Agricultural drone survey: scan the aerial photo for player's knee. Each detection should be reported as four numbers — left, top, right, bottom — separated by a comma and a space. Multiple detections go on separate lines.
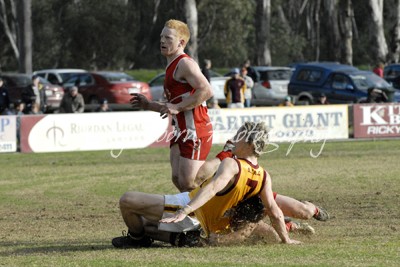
119, 191, 138, 210
178, 179, 196, 192
301, 201, 317, 219
172, 176, 183, 191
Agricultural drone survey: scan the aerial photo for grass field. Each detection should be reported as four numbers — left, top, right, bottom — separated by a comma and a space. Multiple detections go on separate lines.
1, 140, 399, 266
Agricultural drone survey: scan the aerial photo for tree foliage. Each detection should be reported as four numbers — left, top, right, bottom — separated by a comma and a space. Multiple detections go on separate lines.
0, 0, 399, 72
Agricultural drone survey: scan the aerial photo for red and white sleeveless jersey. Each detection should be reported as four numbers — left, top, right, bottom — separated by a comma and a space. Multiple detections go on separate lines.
164, 54, 213, 139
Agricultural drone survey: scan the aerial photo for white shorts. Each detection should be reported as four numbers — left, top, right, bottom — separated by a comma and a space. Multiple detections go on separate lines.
158, 192, 200, 233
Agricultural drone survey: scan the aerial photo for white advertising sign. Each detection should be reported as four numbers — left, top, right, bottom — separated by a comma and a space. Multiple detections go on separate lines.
209, 105, 349, 143
25, 112, 169, 153
0, 116, 17, 153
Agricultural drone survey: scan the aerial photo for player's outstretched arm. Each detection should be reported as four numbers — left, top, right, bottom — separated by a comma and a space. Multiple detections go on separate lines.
160, 158, 238, 224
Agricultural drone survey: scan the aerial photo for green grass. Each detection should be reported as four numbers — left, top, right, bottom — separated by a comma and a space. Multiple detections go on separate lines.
1, 140, 400, 266
127, 69, 164, 83
127, 67, 230, 82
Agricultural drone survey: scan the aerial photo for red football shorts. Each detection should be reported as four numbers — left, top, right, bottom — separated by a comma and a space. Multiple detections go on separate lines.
170, 135, 212, 161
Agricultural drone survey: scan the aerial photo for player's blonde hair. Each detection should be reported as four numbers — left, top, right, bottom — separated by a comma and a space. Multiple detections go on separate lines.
237, 121, 270, 157
165, 19, 190, 46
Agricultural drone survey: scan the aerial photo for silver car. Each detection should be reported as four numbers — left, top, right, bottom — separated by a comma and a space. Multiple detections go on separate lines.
224, 66, 292, 106
250, 66, 293, 106
33, 69, 87, 85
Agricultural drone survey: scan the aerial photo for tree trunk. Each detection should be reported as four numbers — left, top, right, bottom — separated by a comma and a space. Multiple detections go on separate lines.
308, 0, 321, 61
339, 0, 353, 65
389, 0, 400, 63
0, 0, 19, 62
323, 0, 341, 61
16, 0, 32, 73
368, 0, 388, 63
184, 0, 198, 62
255, 0, 271, 66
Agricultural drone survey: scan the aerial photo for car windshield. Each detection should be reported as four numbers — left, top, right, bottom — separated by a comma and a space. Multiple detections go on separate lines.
101, 73, 135, 82
260, 69, 292, 81
60, 73, 84, 82
350, 73, 391, 91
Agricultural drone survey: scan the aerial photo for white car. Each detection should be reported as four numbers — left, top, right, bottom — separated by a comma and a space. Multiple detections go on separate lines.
225, 66, 293, 106
148, 72, 229, 106
250, 66, 293, 106
33, 69, 87, 85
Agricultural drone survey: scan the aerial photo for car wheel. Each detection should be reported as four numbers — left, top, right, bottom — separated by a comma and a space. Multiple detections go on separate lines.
297, 97, 312, 105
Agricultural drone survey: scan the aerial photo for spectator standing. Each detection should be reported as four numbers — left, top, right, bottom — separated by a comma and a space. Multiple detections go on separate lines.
59, 86, 85, 113
96, 98, 112, 112
243, 59, 259, 83
279, 96, 294, 107
21, 75, 47, 113
373, 62, 384, 77
0, 77, 11, 115
240, 67, 254, 107
29, 103, 43, 115
207, 98, 221, 109
224, 68, 246, 108
202, 59, 219, 108
201, 59, 212, 82
14, 100, 24, 151
315, 93, 330, 105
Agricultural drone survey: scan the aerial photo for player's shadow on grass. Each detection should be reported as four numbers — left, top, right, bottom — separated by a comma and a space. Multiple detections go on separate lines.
0, 240, 110, 256
0, 240, 173, 256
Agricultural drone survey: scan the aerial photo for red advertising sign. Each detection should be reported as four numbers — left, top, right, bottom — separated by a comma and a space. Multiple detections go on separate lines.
353, 103, 400, 138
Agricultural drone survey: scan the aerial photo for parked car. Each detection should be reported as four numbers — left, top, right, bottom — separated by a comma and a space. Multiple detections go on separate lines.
148, 73, 166, 102
33, 69, 87, 85
383, 64, 400, 80
0, 72, 64, 112
288, 62, 396, 104
62, 71, 152, 110
224, 66, 292, 106
148, 71, 229, 105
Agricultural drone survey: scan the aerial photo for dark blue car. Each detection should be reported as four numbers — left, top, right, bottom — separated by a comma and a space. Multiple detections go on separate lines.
288, 62, 396, 104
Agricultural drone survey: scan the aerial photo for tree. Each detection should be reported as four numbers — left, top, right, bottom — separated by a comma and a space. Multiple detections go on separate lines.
255, 0, 271, 65
322, 0, 341, 62
368, 0, 388, 64
304, 0, 321, 61
339, 0, 354, 65
16, 0, 32, 73
184, 0, 199, 62
0, 0, 18, 70
388, 0, 400, 63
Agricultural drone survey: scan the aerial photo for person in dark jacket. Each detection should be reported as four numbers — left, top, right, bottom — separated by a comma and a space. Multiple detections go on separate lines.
0, 77, 11, 115
59, 86, 85, 113
21, 75, 47, 113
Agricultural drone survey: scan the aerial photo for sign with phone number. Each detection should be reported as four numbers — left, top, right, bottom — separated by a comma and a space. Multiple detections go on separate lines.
0, 116, 17, 153
208, 105, 349, 143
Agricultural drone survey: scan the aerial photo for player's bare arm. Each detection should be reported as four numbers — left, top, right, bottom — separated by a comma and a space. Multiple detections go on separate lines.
130, 93, 166, 114
260, 173, 301, 245
193, 157, 220, 187
165, 58, 213, 114
160, 158, 238, 223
